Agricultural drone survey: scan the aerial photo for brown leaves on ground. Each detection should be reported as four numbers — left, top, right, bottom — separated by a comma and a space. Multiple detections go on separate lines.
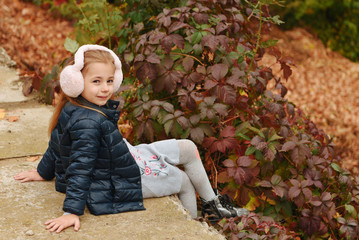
0, 0, 73, 90
6, 116, 19, 122
26, 156, 40, 162
0, 109, 20, 122
260, 27, 359, 173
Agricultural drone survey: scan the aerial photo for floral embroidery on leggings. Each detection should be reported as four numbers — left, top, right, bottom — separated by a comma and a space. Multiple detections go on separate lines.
131, 151, 168, 177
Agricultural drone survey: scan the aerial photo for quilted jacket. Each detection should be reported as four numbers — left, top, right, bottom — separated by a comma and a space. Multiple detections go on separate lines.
37, 97, 145, 216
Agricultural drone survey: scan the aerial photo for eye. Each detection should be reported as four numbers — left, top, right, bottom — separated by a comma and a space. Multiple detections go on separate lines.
107, 79, 114, 83
92, 79, 100, 83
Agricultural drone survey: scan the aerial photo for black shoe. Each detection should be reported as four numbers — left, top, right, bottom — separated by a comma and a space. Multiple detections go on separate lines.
201, 192, 249, 225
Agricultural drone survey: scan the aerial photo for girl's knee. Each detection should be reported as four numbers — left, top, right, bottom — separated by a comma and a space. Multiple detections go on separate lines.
177, 139, 200, 161
178, 139, 197, 152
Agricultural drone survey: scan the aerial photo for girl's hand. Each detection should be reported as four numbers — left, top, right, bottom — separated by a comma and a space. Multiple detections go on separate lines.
14, 169, 45, 183
45, 214, 80, 233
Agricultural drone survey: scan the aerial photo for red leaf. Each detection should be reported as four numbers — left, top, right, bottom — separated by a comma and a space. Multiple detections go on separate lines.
258, 180, 272, 188
146, 53, 161, 64
216, 22, 228, 34
281, 141, 296, 151
237, 156, 252, 167
321, 192, 331, 202
169, 21, 189, 34
234, 168, 245, 185
188, 72, 202, 83
170, 34, 185, 49
190, 127, 204, 143
202, 137, 216, 149
302, 188, 312, 200
218, 85, 236, 105
215, 138, 239, 153
183, 57, 194, 72
201, 34, 217, 52
149, 31, 166, 44
211, 64, 228, 81
273, 186, 285, 198
220, 126, 235, 138
288, 186, 300, 198
204, 79, 218, 90
223, 159, 236, 168
280, 61, 292, 80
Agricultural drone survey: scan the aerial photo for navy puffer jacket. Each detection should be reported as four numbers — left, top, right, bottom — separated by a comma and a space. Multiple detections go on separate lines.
37, 97, 145, 216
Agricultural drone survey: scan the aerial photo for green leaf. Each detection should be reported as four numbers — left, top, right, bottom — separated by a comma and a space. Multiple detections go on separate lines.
271, 175, 282, 185
345, 204, 355, 214
281, 201, 293, 217
248, 126, 265, 138
268, 133, 282, 142
236, 132, 251, 141
255, 150, 264, 161
263, 205, 276, 217
64, 38, 79, 53
261, 39, 278, 48
271, 15, 284, 25
237, 45, 245, 53
245, 146, 256, 156
331, 163, 342, 173
192, 31, 202, 44
164, 119, 174, 135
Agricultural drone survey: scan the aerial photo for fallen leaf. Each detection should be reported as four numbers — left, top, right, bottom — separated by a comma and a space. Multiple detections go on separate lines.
26, 156, 40, 162
6, 116, 19, 122
0, 109, 5, 119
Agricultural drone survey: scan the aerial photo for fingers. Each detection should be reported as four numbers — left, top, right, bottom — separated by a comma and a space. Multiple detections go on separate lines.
14, 173, 27, 182
74, 219, 80, 232
45, 220, 59, 232
14, 170, 43, 182
56, 225, 65, 233
44, 215, 80, 233
14, 171, 31, 182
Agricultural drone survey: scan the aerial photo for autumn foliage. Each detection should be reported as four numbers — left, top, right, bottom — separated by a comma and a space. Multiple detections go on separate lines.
38, 0, 359, 239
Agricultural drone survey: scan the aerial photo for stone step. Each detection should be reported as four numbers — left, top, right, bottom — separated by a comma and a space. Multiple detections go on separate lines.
0, 157, 224, 240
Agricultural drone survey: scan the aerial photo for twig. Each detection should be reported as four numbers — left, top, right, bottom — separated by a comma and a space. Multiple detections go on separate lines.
170, 52, 204, 66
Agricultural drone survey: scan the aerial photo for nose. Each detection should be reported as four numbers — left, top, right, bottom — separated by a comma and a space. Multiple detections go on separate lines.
101, 82, 109, 92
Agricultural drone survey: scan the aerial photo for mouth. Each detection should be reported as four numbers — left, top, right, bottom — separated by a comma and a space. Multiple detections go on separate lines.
97, 96, 109, 100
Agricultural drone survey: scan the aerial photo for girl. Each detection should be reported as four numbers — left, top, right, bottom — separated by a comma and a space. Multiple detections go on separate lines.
14, 45, 248, 233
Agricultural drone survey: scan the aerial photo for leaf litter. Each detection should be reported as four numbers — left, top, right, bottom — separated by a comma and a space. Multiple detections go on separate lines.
261, 27, 359, 173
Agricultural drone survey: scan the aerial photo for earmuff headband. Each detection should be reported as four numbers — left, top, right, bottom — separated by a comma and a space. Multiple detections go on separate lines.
59, 44, 123, 98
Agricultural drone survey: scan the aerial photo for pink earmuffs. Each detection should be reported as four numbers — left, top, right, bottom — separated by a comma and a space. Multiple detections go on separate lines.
59, 44, 123, 98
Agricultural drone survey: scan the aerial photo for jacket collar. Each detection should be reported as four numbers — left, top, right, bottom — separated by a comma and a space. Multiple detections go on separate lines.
77, 96, 120, 121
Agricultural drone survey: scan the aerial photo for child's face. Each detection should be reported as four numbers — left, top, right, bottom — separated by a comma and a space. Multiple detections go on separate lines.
81, 62, 115, 106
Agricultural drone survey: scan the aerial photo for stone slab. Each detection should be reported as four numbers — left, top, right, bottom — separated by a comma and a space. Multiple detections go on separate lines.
0, 66, 36, 103
0, 157, 224, 240
0, 105, 53, 159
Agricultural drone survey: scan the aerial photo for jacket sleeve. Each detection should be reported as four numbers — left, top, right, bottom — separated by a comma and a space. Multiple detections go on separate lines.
37, 141, 56, 180
62, 118, 101, 216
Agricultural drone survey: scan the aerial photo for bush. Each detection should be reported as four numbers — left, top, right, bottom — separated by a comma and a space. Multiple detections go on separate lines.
39, 0, 359, 238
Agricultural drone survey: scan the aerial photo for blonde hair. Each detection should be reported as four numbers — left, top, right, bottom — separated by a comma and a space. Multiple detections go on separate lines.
48, 50, 115, 136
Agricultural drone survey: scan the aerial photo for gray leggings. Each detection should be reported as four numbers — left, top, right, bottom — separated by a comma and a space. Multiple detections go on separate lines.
176, 139, 216, 218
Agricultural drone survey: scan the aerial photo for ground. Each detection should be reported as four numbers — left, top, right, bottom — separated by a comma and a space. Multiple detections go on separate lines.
1, 0, 358, 172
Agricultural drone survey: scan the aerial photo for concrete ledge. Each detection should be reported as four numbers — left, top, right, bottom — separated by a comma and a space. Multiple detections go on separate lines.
0, 106, 53, 159
0, 157, 225, 240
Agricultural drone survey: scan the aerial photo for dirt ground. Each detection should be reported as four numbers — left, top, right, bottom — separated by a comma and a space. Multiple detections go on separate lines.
1, 0, 358, 172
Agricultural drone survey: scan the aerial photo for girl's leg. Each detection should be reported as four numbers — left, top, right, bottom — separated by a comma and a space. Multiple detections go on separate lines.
177, 139, 216, 201
176, 139, 249, 223
178, 171, 197, 217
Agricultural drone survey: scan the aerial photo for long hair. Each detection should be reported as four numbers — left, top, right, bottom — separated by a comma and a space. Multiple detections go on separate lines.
48, 50, 115, 136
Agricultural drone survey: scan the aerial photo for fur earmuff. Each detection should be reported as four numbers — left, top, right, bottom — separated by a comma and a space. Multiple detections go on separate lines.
60, 44, 123, 98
